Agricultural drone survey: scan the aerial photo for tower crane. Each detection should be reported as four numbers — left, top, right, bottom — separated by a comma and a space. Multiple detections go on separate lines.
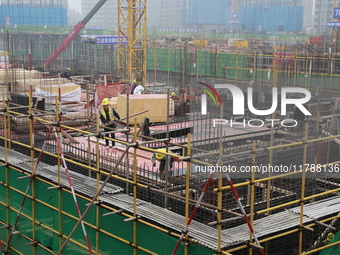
44, 0, 147, 85
230, 0, 239, 32
118, 0, 147, 84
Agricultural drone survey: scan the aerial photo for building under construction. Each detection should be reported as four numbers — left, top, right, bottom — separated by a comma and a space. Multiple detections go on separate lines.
2, 5, 340, 255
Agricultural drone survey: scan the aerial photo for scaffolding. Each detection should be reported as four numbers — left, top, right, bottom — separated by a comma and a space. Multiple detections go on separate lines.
2, 31, 340, 255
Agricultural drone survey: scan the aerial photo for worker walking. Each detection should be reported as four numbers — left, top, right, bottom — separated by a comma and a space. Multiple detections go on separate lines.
99, 98, 120, 148
151, 148, 176, 175
61, 68, 73, 82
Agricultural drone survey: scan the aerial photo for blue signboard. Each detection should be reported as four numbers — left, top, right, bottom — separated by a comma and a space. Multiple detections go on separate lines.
85, 26, 104, 30
328, 22, 340, 27
96, 36, 128, 45
334, 8, 340, 19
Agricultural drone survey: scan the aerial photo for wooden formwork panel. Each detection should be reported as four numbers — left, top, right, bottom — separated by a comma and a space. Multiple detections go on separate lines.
116, 94, 174, 124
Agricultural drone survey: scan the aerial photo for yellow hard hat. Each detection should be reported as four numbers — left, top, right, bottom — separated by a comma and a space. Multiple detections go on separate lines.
171, 92, 177, 96
326, 233, 335, 241
155, 149, 166, 160
67, 68, 71, 71
102, 98, 110, 105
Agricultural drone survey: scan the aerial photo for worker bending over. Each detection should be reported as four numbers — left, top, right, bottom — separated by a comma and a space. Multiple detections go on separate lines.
61, 68, 72, 82
151, 148, 176, 174
99, 98, 120, 148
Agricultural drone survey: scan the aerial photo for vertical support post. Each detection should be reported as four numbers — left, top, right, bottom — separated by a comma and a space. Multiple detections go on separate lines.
55, 85, 63, 249
2, 85, 8, 163
184, 133, 191, 255
293, 47, 298, 88
29, 84, 36, 255
236, 48, 239, 80
95, 114, 100, 255
125, 82, 130, 193
217, 171, 223, 254
196, 47, 198, 83
165, 89, 170, 208
298, 120, 308, 255
68, 49, 71, 73
265, 113, 275, 255
249, 140, 256, 255
154, 42, 156, 82
182, 44, 186, 87
133, 119, 138, 255
2, 84, 9, 252
168, 43, 171, 86
304, 52, 308, 89
217, 96, 224, 254
86, 82, 92, 177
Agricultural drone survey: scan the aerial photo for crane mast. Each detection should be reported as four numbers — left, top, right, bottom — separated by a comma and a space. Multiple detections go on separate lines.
230, 0, 239, 32
118, 0, 147, 84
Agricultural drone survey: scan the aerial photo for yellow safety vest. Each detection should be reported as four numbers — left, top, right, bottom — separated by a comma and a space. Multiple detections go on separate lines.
100, 107, 116, 122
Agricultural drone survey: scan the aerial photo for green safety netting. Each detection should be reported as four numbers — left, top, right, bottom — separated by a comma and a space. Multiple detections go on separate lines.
320, 231, 340, 255
0, 165, 215, 254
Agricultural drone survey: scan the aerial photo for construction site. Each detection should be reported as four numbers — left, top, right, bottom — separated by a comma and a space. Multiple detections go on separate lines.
2, 0, 340, 255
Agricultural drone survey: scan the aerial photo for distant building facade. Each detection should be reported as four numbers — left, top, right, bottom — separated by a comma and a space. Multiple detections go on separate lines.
232, 0, 305, 33
180, 0, 303, 34
238, 0, 336, 35
238, 0, 303, 6
81, 0, 117, 29
181, 0, 229, 25
81, 0, 174, 30
0, 0, 67, 26
234, 5, 304, 33
147, 0, 175, 28
311, 0, 334, 35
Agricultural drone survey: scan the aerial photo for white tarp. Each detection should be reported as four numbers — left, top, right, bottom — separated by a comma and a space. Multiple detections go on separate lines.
35, 83, 81, 104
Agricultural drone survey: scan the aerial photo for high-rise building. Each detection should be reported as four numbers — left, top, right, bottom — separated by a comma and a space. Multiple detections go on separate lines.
238, 0, 303, 6
148, 0, 175, 29
311, 0, 334, 35
237, 0, 334, 35
235, 5, 304, 33
82, 0, 117, 29
0, 0, 67, 26
81, 0, 175, 30
1, 0, 67, 7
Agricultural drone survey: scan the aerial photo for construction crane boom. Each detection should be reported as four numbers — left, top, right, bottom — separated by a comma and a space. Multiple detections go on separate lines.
44, 0, 108, 67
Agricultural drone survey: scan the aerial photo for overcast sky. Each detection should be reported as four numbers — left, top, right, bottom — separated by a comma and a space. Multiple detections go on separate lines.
68, 0, 82, 13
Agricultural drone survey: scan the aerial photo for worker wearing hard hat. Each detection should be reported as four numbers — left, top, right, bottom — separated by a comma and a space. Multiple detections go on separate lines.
326, 232, 335, 242
151, 148, 177, 174
99, 98, 121, 148
61, 68, 72, 82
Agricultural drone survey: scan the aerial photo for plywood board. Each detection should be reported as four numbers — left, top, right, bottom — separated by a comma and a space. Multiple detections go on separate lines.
35, 84, 81, 104
36, 84, 80, 94
116, 94, 174, 124
13, 78, 70, 93
0, 69, 42, 81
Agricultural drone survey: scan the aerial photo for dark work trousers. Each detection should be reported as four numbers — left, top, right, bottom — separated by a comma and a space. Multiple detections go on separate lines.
159, 157, 174, 173
104, 123, 116, 146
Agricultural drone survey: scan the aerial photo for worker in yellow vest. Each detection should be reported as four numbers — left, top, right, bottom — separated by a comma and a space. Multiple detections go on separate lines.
151, 148, 177, 174
99, 98, 120, 148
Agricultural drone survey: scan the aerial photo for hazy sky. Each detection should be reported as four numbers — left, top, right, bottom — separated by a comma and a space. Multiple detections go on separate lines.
68, 0, 82, 13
